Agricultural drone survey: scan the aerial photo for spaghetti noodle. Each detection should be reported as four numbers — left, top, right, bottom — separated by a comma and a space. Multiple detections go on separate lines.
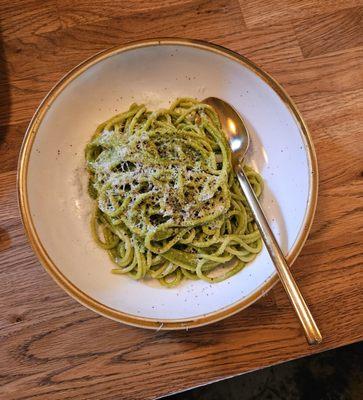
85, 98, 263, 286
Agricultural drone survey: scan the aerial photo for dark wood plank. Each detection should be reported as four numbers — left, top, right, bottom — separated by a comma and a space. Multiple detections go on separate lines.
0, 123, 26, 174
56, 0, 197, 29
0, 0, 62, 40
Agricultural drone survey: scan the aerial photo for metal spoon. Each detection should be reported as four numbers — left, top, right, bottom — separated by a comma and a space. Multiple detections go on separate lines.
203, 96, 322, 345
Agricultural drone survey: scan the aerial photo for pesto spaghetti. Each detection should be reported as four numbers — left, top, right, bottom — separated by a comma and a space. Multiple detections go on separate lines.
85, 98, 263, 286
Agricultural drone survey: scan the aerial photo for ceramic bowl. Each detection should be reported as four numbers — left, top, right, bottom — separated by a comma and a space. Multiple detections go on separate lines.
18, 39, 318, 329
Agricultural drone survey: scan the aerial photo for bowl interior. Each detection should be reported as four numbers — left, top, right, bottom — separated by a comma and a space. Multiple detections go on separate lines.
25, 43, 312, 322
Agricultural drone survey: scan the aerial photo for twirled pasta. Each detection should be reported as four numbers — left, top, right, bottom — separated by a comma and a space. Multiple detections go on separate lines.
85, 98, 263, 286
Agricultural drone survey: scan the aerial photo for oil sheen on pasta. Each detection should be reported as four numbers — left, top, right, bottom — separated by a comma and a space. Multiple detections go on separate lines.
85, 98, 263, 287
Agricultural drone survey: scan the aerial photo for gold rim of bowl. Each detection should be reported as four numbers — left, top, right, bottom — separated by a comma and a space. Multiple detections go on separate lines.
17, 38, 319, 330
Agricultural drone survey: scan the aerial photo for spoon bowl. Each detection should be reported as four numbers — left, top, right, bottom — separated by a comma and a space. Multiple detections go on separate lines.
203, 97, 250, 164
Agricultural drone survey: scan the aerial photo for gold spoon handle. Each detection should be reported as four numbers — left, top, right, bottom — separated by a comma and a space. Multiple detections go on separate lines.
236, 167, 322, 345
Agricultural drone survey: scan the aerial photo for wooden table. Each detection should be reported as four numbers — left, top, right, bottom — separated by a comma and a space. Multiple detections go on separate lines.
1, 1, 362, 399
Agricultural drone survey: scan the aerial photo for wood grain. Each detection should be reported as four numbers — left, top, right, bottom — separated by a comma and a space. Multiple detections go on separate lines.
238, 0, 363, 27
0, 1, 61, 39
0, 0, 362, 399
293, 7, 363, 58
56, 0, 198, 29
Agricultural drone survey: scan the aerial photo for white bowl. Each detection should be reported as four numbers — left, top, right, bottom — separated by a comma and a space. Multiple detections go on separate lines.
18, 39, 318, 329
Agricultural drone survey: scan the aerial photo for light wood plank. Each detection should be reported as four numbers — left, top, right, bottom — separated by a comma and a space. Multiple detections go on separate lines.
294, 7, 363, 58
239, 0, 363, 28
